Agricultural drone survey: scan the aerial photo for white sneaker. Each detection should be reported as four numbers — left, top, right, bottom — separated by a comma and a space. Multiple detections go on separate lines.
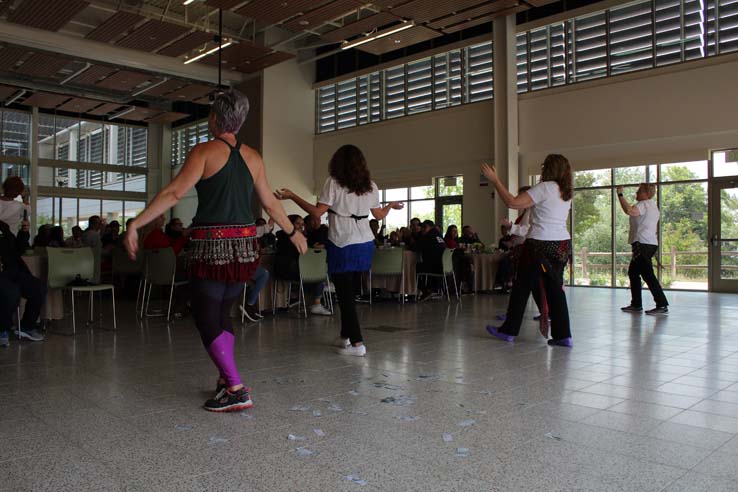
335, 344, 366, 357
310, 305, 332, 316
333, 336, 351, 348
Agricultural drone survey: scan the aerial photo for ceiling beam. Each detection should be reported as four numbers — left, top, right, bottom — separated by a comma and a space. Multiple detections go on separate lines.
0, 21, 244, 85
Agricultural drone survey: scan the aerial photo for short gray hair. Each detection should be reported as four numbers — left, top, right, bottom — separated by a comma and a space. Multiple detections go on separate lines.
211, 89, 250, 134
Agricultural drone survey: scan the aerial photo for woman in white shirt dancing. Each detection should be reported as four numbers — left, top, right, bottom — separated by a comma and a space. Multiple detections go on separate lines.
482, 154, 574, 347
276, 145, 402, 356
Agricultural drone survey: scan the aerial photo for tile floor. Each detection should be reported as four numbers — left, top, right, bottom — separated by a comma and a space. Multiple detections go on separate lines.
2, 287, 738, 491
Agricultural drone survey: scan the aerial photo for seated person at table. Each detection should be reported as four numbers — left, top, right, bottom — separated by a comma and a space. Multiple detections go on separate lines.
369, 219, 386, 245
445, 224, 473, 292
82, 215, 104, 249
274, 215, 331, 316
143, 215, 189, 255
444, 225, 459, 249
416, 219, 447, 302
388, 230, 401, 247
240, 266, 269, 322
65, 226, 84, 248
0, 220, 46, 346
304, 214, 328, 247
498, 224, 513, 252
102, 221, 121, 249
256, 217, 276, 250
0, 177, 31, 236
33, 225, 51, 248
165, 218, 186, 240
47, 226, 65, 248
458, 225, 481, 245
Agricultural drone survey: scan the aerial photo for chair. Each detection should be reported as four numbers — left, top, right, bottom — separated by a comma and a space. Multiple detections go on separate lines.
416, 248, 459, 301
47, 247, 117, 334
272, 249, 332, 317
369, 247, 405, 305
111, 246, 145, 313
141, 248, 188, 322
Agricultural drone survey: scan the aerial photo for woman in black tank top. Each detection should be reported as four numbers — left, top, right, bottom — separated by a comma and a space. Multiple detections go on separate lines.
124, 90, 307, 413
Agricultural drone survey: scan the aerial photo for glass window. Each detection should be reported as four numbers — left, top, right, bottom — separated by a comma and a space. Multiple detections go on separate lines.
448, 50, 463, 106
660, 160, 708, 181
317, 85, 337, 133
574, 169, 612, 187
384, 188, 408, 201
123, 201, 146, 227
58, 198, 77, 237
1, 110, 31, 157
36, 197, 54, 228
573, 12, 608, 81
713, 150, 738, 177
406, 58, 433, 114
78, 199, 101, 229
466, 42, 493, 101
410, 185, 434, 199
438, 176, 464, 196
609, 0, 654, 75
516, 32, 529, 93
358, 75, 369, 125
655, 0, 684, 66
1, 162, 29, 184
410, 199, 434, 222
573, 188, 613, 286
383, 205, 408, 233
102, 200, 123, 225
337, 78, 358, 129
614, 165, 647, 185
550, 22, 567, 86
171, 120, 206, 167
384, 66, 406, 119
529, 28, 549, 90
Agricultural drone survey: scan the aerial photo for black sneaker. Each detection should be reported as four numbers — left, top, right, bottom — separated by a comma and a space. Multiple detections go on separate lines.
240, 303, 262, 322
645, 306, 669, 316
621, 305, 643, 313
204, 387, 253, 413
214, 380, 226, 397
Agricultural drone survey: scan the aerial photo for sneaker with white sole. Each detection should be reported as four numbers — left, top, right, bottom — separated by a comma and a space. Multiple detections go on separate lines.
0, 331, 9, 347
645, 306, 668, 316
333, 336, 350, 348
335, 344, 366, 357
16, 328, 44, 342
240, 303, 262, 322
203, 387, 253, 413
310, 305, 332, 316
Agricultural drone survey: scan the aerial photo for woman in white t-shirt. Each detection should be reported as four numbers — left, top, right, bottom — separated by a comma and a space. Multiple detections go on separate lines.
481, 154, 574, 347
0, 176, 31, 235
276, 145, 403, 356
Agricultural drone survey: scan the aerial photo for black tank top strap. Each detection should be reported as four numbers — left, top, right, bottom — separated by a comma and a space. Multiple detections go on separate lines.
215, 137, 239, 151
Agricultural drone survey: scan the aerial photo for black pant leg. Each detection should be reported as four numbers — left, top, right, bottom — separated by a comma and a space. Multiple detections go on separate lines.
332, 272, 362, 344
628, 256, 643, 307
543, 261, 571, 340
0, 276, 22, 331
6, 270, 46, 330
502, 259, 535, 336
636, 254, 668, 307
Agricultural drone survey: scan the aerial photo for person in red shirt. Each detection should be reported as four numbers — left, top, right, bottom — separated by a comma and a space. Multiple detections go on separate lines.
143, 215, 189, 255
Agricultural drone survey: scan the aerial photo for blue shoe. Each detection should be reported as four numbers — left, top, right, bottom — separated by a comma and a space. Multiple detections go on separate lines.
547, 337, 573, 348
0, 331, 9, 347
486, 325, 515, 343
495, 314, 507, 321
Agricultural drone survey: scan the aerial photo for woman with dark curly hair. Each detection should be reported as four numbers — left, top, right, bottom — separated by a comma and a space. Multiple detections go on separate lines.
482, 154, 574, 348
276, 144, 403, 356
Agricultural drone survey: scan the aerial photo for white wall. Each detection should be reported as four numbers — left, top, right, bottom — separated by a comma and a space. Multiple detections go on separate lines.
314, 102, 497, 241
262, 59, 316, 218
313, 54, 738, 242
519, 54, 738, 174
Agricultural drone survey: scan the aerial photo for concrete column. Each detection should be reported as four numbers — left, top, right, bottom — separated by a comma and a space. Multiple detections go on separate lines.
493, 15, 519, 230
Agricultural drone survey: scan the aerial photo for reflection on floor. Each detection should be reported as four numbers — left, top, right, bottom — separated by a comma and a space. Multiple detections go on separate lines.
2, 287, 738, 491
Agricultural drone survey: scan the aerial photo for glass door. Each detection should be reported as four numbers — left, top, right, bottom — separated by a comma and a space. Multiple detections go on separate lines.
709, 151, 738, 292
436, 197, 462, 235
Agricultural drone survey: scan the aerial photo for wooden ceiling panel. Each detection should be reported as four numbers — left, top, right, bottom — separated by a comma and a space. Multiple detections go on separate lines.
163, 84, 213, 101
441, 5, 526, 33
236, 0, 321, 25
427, 0, 520, 29
95, 70, 158, 91
56, 97, 105, 113
356, 25, 441, 55
118, 107, 164, 122
238, 51, 296, 73
15, 53, 71, 77
0, 85, 20, 101
0, 47, 29, 71
69, 65, 117, 86
137, 79, 187, 97
368, 0, 414, 8
22, 92, 70, 109
525, 0, 558, 6
116, 20, 190, 52
322, 12, 401, 42
7, 0, 89, 31
197, 42, 272, 68
157, 31, 212, 57
86, 102, 126, 116
85, 11, 145, 43
205, 0, 244, 8
391, 0, 491, 23
147, 111, 189, 124
282, 0, 363, 31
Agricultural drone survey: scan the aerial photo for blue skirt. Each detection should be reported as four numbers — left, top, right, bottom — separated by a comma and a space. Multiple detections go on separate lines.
326, 240, 375, 274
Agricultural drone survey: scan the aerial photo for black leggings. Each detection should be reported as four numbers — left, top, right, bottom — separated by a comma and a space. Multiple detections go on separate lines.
0, 269, 47, 331
629, 242, 668, 308
189, 278, 244, 347
332, 272, 362, 344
